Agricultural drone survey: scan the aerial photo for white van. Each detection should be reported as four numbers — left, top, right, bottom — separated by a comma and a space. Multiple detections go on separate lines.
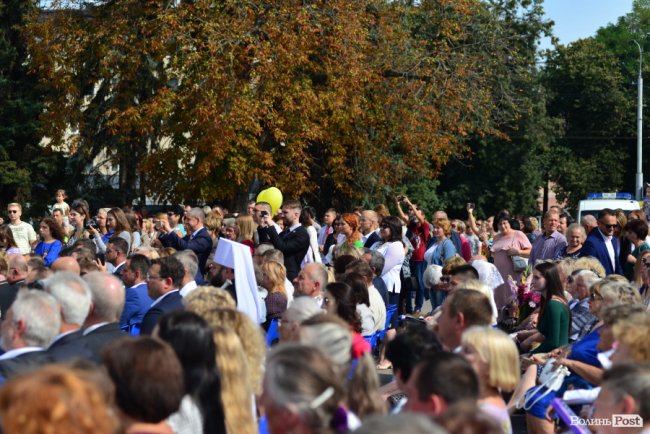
576, 192, 640, 222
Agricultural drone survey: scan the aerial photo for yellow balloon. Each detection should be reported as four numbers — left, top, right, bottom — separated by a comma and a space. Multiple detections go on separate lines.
256, 187, 283, 215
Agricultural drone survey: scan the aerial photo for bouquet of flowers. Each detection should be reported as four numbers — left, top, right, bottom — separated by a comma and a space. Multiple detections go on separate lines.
507, 269, 540, 323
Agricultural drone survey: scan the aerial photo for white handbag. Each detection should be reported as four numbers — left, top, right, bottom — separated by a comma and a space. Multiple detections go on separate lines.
519, 358, 571, 411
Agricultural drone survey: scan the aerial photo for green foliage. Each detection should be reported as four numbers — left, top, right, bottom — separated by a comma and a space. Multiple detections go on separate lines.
436, 0, 561, 219
544, 38, 634, 208
0, 0, 67, 217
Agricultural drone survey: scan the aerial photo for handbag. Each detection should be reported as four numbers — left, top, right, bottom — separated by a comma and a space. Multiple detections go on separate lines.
518, 358, 571, 411
511, 255, 528, 272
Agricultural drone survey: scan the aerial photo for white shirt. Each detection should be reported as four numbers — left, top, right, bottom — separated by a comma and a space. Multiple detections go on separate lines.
150, 289, 180, 308
83, 322, 109, 335
180, 281, 198, 297
598, 228, 616, 270
47, 329, 79, 349
284, 278, 294, 303
0, 346, 42, 360
9, 221, 37, 255
368, 285, 387, 332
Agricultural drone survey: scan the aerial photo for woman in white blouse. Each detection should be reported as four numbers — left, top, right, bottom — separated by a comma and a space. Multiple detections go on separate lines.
371, 215, 405, 370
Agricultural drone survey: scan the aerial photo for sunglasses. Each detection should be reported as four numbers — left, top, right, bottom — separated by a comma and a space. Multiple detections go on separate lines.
7, 210, 18, 214
603, 224, 619, 230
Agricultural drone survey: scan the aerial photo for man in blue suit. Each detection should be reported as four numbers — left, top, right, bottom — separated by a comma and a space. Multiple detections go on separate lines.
119, 254, 153, 330
140, 256, 185, 335
159, 207, 212, 274
580, 208, 622, 276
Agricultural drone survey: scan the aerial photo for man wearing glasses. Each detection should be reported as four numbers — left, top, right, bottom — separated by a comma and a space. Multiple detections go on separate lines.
580, 208, 623, 275
6, 203, 37, 255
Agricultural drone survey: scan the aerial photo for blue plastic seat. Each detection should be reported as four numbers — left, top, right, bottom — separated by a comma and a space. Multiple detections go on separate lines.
129, 323, 142, 337
266, 319, 279, 347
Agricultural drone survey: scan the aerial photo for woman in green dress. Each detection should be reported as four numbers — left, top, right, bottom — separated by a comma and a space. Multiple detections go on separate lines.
516, 261, 570, 354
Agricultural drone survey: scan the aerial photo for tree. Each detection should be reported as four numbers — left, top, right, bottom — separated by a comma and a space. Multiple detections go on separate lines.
435, 0, 561, 218
543, 38, 633, 208
0, 0, 65, 215
29, 0, 555, 210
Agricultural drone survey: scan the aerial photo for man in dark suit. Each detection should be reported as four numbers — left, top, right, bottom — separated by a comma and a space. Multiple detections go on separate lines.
258, 200, 310, 281
580, 208, 623, 276
360, 210, 381, 249
119, 254, 153, 329
0, 289, 60, 380
106, 238, 129, 278
0, 255, 28, 319
159, 207, 212, 273
79, 272, 127, 362
140, 256, 185, 335
43, 271, 94, 362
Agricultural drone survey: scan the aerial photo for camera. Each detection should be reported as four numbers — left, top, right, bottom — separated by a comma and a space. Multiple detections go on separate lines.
260, 210, 268, 217
85, 219, 98, 230
397, 195, 405, 202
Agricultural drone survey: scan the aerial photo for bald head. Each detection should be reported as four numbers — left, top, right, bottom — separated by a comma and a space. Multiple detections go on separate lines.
51, 257, 81, 276
82, 272, 125, 324
294, 263, 329, 298
7, 255, 28, 284
433, 210, 448, 220
581, 214, 598, 235
360, 210, 379, 235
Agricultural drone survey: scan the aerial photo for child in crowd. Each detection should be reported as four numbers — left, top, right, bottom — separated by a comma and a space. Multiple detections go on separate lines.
52, 189, 70, 223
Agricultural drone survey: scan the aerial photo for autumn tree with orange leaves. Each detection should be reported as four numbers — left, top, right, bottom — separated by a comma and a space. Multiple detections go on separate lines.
27, 0, 542, 208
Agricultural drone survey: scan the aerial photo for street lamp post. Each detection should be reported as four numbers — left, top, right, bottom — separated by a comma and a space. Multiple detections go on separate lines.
633, 39, 644, 201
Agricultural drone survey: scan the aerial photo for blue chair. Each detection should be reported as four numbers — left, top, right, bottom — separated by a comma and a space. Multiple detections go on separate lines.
129, 323, 142, 337
266, 319, 279, 347
377, 304, 398, 342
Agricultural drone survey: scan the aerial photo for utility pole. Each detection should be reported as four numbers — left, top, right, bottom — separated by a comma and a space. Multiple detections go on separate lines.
633, 39, 644, 201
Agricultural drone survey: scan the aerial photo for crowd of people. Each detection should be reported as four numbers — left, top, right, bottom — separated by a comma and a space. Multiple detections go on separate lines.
0, 189, 648, 434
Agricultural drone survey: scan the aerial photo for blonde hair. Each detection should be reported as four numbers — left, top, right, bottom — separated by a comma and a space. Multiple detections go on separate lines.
236, 214, 256, 242
201, 308, 265, 393
461, 326, 520, 392
132, 246, 160, 260
261, 261, 286, 295
213, 326, 256, 434
204, 212, 223, 235
0, 365, 118, 434
573, 257, 606, 278
556, 258, 577, 280
160, 247, 177, 257
336, 244, 363, 259
142, 218, 154, 233
442, 255, 467, 274
0, 251, 8, 276
434, 218, 452, 237
613, 312, 650, 363
599, 280, 642, 306
184, 286, 236, 315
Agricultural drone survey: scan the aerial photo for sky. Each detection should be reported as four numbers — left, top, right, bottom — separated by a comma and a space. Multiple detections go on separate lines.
540, 0, 634, 49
